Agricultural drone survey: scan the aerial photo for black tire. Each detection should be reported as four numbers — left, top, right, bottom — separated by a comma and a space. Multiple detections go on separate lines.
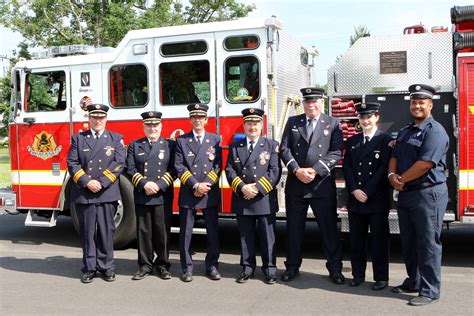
70, 175, 137, 250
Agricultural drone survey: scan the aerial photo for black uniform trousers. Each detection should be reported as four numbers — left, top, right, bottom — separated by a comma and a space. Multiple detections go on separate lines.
397, 183, 447, 300
237, 214, 277, 276
179, 206, 219, 273
348, 211, 389, 281
135, 204, 170, 272
285, 190, 343, 274
76, 202, 116, 273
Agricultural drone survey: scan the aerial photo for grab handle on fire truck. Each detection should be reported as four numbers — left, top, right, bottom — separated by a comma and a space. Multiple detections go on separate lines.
452, 114, 458, 138
23, 117, 36, 125
453, 153, 458, 177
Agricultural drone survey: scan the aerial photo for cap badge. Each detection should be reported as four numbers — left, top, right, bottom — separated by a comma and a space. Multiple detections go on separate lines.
149, 112, 154, 116
95, 104, 100, 109
249, 108, 255, 113
361, 103, 366, 109
306, 88, 312, 93
416, 85, 421, 91
195, 104, 200, 109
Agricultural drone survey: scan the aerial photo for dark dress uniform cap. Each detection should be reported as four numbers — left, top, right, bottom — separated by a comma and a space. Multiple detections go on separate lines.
141, 111, 162, 124
242, 108, 264, 122
409, 84, 436, 99
355, 102, 381, 116
300, 87, 325, 100
87, 104, 109, 117
187, 103, 209, 117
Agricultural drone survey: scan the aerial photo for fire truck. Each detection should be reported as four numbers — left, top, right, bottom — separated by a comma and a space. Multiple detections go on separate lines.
0, 17, 312, 248
328, 5, 474, 232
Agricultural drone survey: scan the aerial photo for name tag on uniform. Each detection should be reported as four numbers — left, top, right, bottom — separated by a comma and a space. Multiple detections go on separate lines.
82, 148, 90, 152
188, 151, 195, 156
292, 128, 298, 132
235, 158, 240, 163
138, 152, 145, 156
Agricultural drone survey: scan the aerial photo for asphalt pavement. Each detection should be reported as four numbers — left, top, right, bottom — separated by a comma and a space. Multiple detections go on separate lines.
1, 214, 473, 315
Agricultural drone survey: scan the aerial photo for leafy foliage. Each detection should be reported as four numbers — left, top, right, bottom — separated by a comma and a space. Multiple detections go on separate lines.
0, 0, 255, 48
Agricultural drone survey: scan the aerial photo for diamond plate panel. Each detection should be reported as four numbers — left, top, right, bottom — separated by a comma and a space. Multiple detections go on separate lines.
328, 32, 454, 96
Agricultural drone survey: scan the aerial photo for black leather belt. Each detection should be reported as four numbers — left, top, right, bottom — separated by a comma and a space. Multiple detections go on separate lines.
404, 182, 435, 192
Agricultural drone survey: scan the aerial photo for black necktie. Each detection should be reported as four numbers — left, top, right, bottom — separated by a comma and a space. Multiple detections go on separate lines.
307, 118, 314, 139
95, 131, 100, 139
196, 135, 201, 144
249, 140, 254, 154
364, 136, 370, 145
150, 141, 155, 147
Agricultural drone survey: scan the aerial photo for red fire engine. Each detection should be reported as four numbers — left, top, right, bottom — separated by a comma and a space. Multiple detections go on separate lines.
328, 5, 474, 232
0, 17, 312, 248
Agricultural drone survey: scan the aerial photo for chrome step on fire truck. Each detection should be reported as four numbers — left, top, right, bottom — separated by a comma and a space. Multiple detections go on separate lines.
0, 17, 313, 248
328, 5, 474, 232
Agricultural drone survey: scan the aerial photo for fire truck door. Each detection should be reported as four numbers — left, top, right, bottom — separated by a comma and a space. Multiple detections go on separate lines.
14, 67, 72, 208
214, 31, 267, 212
155, 33, 216, 131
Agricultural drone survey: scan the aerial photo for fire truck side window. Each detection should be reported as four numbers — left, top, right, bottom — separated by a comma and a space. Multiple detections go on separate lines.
224, 35, 260, 50
160, 60, 210, 105
25, 71, 67, 112
225, 56, 260, 103
109, 64, 148, 108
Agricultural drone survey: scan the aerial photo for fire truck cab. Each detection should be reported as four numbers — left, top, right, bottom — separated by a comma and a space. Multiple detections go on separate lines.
1, 17, 312, 248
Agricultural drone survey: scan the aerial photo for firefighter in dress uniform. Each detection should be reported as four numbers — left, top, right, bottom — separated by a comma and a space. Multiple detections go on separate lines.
125, 111, 176, 281
225, 108, 282, 284
175, 103, 222, 282
280, 87, 345, 284
342, 102, 392, 290
67, 104, 126, 283
389, 84, 449, 306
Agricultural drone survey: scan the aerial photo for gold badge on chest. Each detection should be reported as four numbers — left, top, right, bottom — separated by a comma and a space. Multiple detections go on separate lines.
259, 151, 270, 165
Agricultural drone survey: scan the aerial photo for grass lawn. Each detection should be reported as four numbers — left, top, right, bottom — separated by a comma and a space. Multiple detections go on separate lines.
0, 147, 11, 189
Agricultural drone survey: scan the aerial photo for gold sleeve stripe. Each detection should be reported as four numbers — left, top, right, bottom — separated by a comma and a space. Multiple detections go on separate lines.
208, 170, 218, 182
73, 169, 86, 183
231, 177, 243, 192
162, 173, 173, 186
180, 171, 192, 184
132, 173, 144, 187
103, 169, 117, 183
260, 176, 273, 190
258, 177, 272, 193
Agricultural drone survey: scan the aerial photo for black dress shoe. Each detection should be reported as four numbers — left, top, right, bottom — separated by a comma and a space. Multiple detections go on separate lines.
408, 296, 439, 306
264, 274, 277, 285
181, 272, 193, 282
102, 270, 116, 282
132, 269, 150, 280
280, 270, 299, 282
349, 278, 364, 287
236, 271, 254, 283
372, 281, 388, 291
206, 268, 221, 280
156, 267, 172, 280
392, 284, 418, 294
80, 271, 95, 284
329, 272, 345, 285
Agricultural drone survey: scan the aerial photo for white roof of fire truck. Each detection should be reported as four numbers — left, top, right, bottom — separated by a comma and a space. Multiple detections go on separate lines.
14, 17, 282, 69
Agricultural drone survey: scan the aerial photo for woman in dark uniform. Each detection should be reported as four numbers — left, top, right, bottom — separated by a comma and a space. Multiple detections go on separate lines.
342, 102, 392, 291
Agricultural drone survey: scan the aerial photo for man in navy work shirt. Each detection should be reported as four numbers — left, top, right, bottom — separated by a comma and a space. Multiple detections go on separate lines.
225, 108, 281, 284
388, 84, 449, 306
280, 87, 345, 284
67, 104, 126, 283
175, 103, 222, 282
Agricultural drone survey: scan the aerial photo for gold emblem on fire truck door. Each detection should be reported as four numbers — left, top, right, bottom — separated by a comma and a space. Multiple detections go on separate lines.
27, 131, 62, 160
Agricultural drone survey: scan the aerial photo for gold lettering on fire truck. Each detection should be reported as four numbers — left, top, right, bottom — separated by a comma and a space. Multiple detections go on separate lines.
27, 131, 62, 160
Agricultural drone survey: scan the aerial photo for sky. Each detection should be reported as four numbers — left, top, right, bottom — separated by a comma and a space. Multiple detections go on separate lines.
1, 0, 472, 83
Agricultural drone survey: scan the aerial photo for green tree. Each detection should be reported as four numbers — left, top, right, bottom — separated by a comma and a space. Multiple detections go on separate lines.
0, 0, 255, 48
0, 42, 31, 135
349, 25, 370, 47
